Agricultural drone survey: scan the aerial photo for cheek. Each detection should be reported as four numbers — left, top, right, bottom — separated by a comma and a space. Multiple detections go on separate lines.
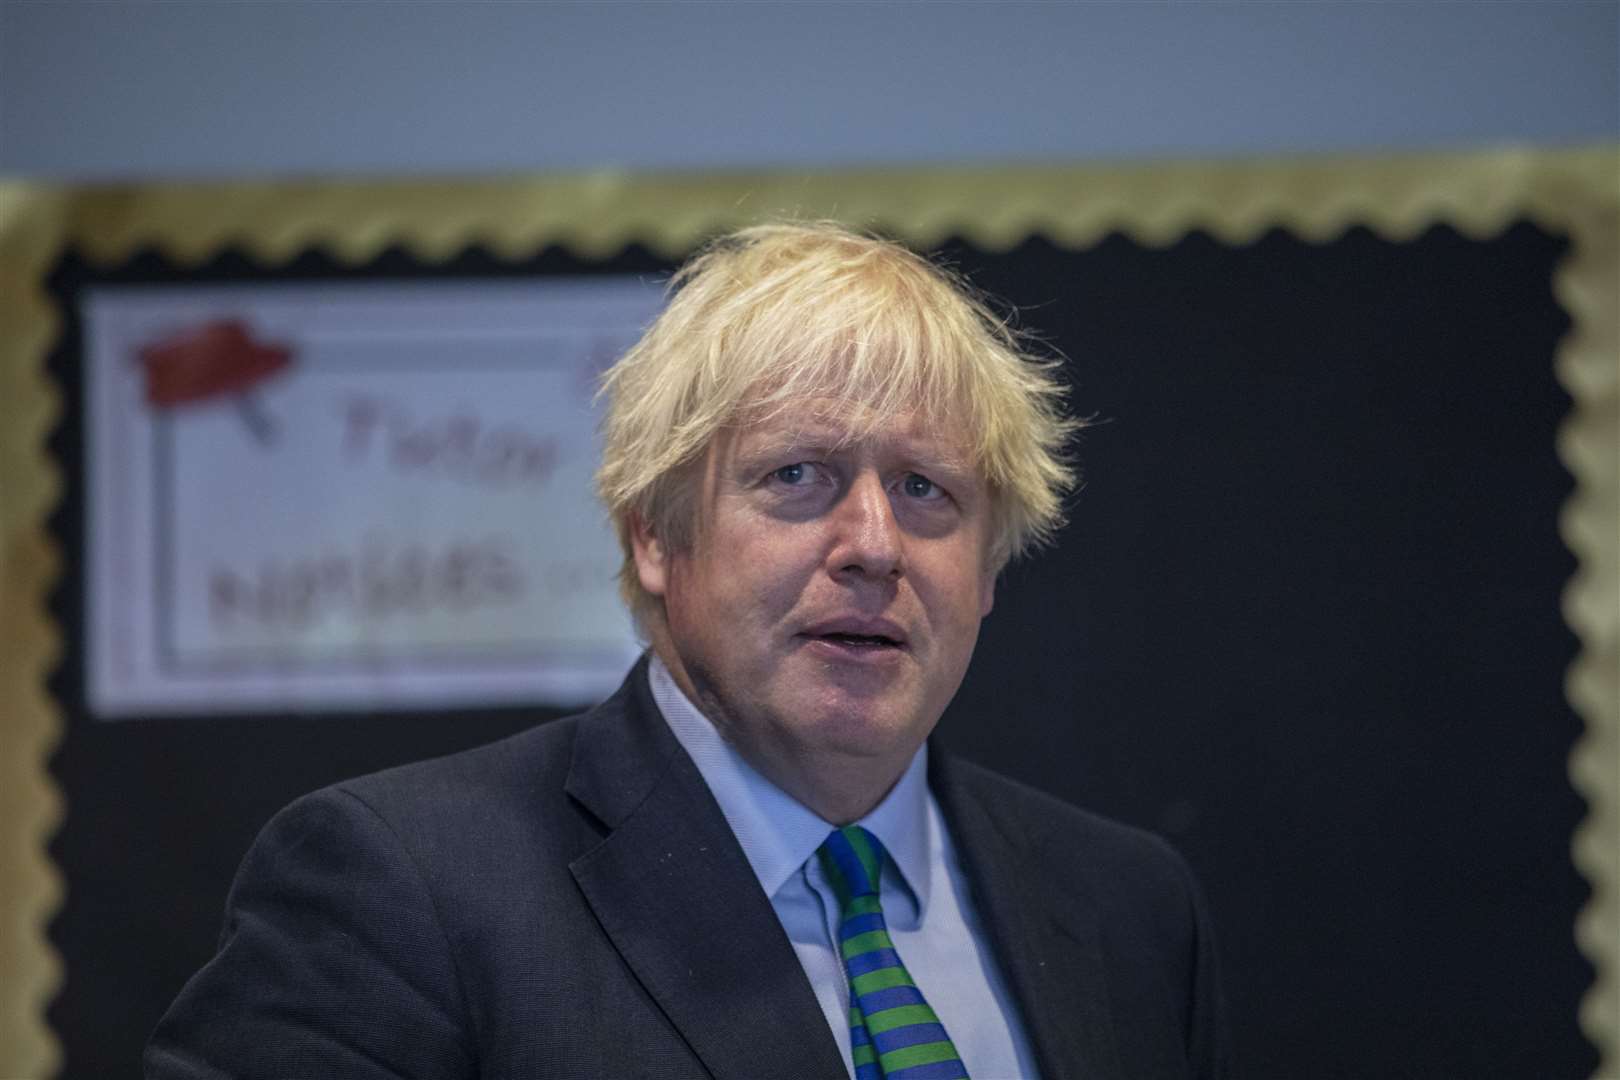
662, 551, 727, 631
919, 562, 993, 654
666, 536, 800, 637
736, 529, 823, 602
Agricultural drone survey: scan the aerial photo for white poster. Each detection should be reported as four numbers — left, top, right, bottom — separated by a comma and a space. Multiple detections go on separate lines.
84, 277, 662, 717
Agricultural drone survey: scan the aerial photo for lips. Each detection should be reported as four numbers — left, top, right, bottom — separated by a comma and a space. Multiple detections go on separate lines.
800, 617, 909, 650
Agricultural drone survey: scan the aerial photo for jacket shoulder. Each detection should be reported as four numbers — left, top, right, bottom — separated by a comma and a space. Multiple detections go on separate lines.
941, 755, 1185, 858
936, 754, 1229, 1079
937, 754, 1204, 919
333, 711, 582, 819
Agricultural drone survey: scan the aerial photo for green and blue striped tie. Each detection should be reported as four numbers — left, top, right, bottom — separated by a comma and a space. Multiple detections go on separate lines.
817, 825, 969, 1080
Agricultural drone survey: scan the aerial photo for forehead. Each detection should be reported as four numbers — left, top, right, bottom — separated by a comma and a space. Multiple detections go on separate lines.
724, 397, 978, 470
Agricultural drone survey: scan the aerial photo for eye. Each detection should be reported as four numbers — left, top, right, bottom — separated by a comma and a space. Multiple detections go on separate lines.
771, 462, 820, 486
901, 473, 944, 500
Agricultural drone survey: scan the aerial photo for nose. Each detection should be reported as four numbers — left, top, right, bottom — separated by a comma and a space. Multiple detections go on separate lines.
828, 471, 903, 582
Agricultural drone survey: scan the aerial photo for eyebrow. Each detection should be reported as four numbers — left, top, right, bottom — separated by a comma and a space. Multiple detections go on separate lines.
736, 432, 840, 460
733, 429, 976, 483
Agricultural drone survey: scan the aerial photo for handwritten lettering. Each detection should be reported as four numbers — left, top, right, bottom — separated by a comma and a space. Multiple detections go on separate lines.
341, 394, 561, 487
209, 535, 524, 629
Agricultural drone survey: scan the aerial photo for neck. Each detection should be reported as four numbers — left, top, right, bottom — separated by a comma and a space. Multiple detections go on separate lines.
649, 643, 916, 826
772, 755, 906, 827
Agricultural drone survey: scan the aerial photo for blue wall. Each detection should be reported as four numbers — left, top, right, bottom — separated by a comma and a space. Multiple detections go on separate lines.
1, 2, 1614, 180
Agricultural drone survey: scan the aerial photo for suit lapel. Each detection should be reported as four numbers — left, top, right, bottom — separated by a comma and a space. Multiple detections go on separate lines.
932, 750, 1127, 1080
565, 662, 846, 1080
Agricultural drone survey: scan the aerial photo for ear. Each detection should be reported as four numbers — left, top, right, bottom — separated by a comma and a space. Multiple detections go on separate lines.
628, 511, 670, 598
979, 568, 996, 618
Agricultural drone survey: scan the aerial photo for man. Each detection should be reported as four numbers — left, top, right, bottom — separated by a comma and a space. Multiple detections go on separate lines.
147, 223, 1226, 1079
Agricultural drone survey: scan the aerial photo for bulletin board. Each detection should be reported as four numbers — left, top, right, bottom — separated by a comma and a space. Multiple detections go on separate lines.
73, 275, 652, 717
1, 148, 1615, 1077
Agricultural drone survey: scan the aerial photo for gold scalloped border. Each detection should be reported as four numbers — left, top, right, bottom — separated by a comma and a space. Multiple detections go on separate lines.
0, 183, 68, 1080
1, 146, 1614, 1077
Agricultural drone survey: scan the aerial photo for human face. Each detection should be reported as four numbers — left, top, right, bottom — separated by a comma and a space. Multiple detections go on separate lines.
631, 399, 996, 820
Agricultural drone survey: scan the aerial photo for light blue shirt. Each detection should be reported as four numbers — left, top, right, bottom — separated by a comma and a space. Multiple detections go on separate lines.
649, 656, 1040, 1079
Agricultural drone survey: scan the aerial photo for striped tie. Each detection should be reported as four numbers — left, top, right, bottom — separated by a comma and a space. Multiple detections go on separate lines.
817, 825, 969, 1080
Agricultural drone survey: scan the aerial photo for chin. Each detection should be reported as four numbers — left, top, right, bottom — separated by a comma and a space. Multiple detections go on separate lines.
788, 697, 927, 759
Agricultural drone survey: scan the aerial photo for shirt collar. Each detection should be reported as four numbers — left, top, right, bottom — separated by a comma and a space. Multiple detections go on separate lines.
648, 654, 935, 918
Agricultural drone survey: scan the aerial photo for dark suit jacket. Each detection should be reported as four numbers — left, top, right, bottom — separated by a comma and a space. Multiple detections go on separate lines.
146, 659, 1226, 1079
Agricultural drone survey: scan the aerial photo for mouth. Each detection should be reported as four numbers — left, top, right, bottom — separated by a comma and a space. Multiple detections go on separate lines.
815, 631, 903, 650
800, 619, 909, 658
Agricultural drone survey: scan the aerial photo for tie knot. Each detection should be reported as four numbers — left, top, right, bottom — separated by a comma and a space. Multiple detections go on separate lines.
816, 824, 887, 908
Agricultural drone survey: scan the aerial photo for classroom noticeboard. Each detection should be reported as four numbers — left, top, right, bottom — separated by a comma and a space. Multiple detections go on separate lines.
81, 277, 658, 717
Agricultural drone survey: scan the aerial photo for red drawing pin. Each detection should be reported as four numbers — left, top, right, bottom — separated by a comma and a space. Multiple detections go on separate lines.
135, 319, 295, 445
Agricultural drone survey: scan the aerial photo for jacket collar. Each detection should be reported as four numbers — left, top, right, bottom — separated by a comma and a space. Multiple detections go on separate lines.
930, 748, 1127, 1080
647, 653, 937, 921
564, 658, 847, 1080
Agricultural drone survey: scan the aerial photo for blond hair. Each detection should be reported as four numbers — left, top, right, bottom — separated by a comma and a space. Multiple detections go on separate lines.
596, 221, 1078, 626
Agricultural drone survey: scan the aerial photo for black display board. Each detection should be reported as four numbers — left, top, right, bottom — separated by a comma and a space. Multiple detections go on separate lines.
46, 225, 1592, 1077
